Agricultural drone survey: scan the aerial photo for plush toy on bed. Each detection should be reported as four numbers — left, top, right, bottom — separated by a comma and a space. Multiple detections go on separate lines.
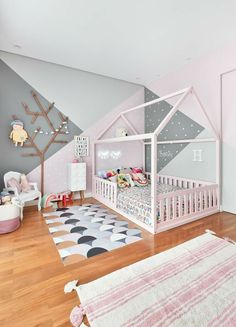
115, 127, 128, 137
98, 169, 116, 179
116, 168, 134, 188
117, 173, 129, 188
106, 170, 116, 178
130, 167, 148, 187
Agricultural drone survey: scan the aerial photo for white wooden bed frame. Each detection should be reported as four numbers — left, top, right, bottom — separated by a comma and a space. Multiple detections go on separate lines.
92, 87, 220, 234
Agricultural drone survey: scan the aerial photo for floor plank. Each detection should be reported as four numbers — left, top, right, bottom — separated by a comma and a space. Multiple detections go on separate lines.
0, 199, 235, 326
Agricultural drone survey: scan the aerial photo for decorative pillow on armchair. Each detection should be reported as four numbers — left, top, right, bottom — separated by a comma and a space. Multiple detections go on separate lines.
7, 178, 22, 194
20, 174, 31, 192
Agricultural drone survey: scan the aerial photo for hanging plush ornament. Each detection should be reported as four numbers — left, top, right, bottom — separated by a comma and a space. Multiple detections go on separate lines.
9, 120, 28, 147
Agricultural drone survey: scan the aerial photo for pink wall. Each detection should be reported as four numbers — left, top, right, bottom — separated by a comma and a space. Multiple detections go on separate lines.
147, 41, 236, 133
27, 89, 144, 195
28, 41, 236, 204
95, 141, 143, 172
148, 40, 236, 212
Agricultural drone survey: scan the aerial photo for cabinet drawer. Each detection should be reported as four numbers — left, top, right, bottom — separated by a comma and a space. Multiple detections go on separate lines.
69, 179, 86, 191
71, 176, 86, 185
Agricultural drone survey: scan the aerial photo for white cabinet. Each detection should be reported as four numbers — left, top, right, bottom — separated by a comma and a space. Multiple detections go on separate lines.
67, 163, 86, 192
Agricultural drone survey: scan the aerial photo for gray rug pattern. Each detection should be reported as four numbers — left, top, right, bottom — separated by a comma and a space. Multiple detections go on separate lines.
43, 204, 142, 264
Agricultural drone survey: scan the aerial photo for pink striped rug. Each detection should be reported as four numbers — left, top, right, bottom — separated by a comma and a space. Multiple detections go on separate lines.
73, 233, 236, 327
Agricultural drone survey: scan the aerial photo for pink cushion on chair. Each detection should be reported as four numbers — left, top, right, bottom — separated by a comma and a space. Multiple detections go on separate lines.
7, 178, 21, 193
20, 174, 31, 192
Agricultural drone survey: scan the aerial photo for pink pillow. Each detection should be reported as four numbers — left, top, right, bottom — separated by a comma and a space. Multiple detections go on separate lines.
7, 178, 21, 194
20, 174, 31, 192
131, 167, 143, 174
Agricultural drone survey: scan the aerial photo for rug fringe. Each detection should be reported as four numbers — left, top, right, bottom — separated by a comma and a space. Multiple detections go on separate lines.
70, 305, 86, 327
64, 280, 79, 293
205, 229, 216, 235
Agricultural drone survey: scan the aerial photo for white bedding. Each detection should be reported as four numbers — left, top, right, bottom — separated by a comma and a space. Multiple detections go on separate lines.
117, 183, 182, 226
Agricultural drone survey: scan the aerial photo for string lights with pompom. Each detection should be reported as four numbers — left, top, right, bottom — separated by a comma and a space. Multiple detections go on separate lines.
34, 120, 70, 135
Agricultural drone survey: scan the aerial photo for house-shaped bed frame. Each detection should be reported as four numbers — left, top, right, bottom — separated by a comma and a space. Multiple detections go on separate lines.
92, 87, 220, 234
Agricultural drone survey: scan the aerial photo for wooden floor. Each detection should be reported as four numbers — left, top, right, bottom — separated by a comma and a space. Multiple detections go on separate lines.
0, 199, 236, 327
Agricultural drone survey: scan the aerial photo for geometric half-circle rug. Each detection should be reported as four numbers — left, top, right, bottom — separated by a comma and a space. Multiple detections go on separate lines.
43, 203, 142, 265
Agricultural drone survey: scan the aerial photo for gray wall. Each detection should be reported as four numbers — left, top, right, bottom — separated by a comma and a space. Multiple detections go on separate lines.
0, 60, 82, 190
160, 130, 216, 182
0, 51, 143, 131
144, 88, 204, 172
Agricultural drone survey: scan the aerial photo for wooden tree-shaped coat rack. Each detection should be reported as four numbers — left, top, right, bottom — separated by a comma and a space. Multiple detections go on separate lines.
13, 90, 69, 195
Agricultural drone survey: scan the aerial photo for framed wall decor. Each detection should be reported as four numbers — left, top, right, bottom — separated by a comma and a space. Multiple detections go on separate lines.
74, 136, 89, 157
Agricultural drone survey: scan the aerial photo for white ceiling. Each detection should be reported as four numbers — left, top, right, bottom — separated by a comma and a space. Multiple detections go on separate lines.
1, 0, 236, 85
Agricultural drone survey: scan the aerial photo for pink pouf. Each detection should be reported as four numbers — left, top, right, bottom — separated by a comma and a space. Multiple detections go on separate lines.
0, 204, 21, 234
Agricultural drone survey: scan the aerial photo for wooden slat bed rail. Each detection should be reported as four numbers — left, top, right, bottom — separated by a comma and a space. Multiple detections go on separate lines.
93, 174, 219, 234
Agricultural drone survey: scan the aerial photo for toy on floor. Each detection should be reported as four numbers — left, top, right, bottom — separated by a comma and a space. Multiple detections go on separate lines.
61, 191, 73, 207
41, 194, 56, 208
41, 191, 73, 208
9, 120, 28, 147
97, 169, 116, 179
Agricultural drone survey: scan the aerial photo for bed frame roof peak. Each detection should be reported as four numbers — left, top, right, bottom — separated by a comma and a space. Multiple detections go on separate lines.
95, 86, 219, 143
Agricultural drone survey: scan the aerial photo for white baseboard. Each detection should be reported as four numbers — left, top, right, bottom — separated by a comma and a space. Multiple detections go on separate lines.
24, 200, 38, 207
73, 191, 93, 199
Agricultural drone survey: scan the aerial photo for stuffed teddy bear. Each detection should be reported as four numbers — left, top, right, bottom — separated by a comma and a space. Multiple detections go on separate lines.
116, 127, 128, 137
2, 195, 12, 205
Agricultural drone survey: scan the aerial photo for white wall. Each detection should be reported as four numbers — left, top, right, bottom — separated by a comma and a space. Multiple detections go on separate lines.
148, 41, 236, 212
222, 70, 236, 213
0, 51, 143, 130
